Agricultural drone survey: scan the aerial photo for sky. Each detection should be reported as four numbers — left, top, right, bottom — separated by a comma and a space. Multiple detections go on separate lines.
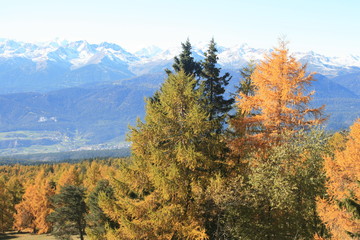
1, 0, 359, 56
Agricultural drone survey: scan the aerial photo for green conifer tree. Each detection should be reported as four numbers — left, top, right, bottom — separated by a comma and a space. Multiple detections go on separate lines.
201, 38, 234, 126
48, 185, 87, 240
236, 61, 256, 97
165, 39, 202, 78
86, 180, 118, 240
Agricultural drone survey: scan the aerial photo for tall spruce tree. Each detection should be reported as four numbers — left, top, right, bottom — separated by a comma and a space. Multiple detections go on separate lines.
99, 71, 224, 239
201, 38, 234, 126
165, 39, 202, 78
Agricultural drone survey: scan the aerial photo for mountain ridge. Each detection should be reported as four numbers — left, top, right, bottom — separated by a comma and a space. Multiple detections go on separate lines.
1, 38, 360, 156
1, 39, 360, 94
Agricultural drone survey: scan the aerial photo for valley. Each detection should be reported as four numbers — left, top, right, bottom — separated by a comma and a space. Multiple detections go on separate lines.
1, 39, 360, 157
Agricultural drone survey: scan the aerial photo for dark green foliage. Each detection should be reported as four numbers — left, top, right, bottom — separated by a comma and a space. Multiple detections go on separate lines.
201, 38, 234, 126
165, 39, 202, 78
86, 180, 118, 240
48, 185, 87, 240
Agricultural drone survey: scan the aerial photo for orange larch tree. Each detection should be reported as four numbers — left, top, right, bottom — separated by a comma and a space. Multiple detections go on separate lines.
222, 41, 328, 239
229, 41, 324, 156
317, 119, 360, 239
14, 170, 55, 234
57, 165, 81, 189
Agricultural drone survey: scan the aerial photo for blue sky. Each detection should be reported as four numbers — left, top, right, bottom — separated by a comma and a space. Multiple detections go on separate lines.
1, 0, 359, 55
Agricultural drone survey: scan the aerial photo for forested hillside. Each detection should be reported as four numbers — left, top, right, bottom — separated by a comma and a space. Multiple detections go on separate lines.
0, 40, 359, 240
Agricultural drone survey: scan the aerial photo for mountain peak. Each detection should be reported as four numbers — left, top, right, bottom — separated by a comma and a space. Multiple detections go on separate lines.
134, 45, 163, 59
0, 38, 360, 78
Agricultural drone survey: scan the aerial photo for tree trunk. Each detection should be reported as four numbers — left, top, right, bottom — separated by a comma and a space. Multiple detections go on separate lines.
79, 229, 84, 240
78, 220, 84, 240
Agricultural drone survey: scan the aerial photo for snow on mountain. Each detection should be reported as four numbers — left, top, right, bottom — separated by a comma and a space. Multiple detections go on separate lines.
134, 45, 163, 59
294, 51, 360, 76
1, 39, 360, 77
217, 44, 267, 69
0, 39, 137, 70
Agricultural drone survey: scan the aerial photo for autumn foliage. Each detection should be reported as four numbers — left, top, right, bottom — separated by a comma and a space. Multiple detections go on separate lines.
317, 119, 360, 239
13, 170, 55, 234
1, 39, 358, 240
230, 41, 324, 157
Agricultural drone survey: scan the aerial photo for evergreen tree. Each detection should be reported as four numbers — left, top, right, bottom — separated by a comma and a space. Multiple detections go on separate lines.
165, 39, 202, 78
48, 185, 87, 240
86, 180, 118, 240
99, 71, 223, 239
201, 38, 234, 126
236, 60, 256, 97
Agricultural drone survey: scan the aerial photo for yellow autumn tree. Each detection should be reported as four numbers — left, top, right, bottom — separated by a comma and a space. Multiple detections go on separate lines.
317, 119, 360, 239
83, 161, 103, 192
99, 71, 223, 239
14, 169, 55, 234
57, 165, 81, 189
230, 41, 324, 156
14, 184, 37, 233
0, 176, 16, 233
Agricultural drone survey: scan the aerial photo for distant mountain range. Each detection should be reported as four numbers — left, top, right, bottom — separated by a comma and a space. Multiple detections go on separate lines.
0, 39, 360, 156
1, 39, 360, 93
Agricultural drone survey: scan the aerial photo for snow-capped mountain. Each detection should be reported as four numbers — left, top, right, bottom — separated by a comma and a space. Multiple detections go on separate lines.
0, 39, 138, 93
134, 45, 163, 59
0, 39, 138, 68
1, 39, 360, 156
1, 38, 360, 93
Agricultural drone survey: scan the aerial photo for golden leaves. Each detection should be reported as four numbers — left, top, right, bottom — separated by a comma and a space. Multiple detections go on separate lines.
317, 119, 360, 239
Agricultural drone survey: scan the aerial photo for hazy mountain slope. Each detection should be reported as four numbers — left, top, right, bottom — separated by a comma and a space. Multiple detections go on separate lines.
310, 74, 359, 98
331, 72, 360, 96
0, 84, 155, 155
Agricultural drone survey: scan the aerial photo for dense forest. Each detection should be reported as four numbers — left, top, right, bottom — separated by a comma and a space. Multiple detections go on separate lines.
0, 39, 359, 240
